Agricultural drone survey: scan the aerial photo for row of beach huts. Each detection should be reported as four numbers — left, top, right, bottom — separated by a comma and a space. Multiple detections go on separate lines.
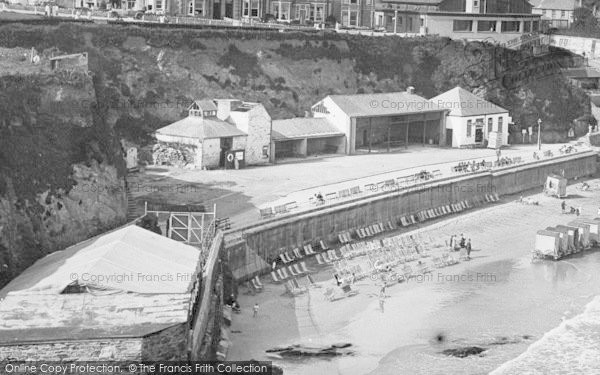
534, 218, 600, 261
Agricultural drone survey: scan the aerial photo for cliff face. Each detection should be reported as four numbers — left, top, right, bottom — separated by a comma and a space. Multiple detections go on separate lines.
0, 46, 126, 288
0, 22, 591, 288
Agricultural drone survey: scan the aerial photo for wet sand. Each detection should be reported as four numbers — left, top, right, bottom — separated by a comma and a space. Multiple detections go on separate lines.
229, 180, 600, 375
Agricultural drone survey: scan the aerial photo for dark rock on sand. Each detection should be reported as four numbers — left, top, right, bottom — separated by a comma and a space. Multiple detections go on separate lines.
442, 346, 486, 358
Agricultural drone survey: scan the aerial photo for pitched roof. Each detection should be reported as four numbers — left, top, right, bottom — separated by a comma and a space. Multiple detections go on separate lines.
534, 0, 578, 10
272, 118, 344, 140
326, 92, 445, 118
0, 224, 201, 297
190, 99, 218, 112
155, 116, 247, 140
429, 86, 508, 117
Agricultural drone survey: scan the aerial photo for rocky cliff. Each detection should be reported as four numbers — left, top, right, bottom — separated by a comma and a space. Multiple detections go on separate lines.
0, 22, 591, 288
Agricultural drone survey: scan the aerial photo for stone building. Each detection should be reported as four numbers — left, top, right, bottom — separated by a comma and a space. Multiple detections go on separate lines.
0, 225, 202, 361
154, 99, 271, 169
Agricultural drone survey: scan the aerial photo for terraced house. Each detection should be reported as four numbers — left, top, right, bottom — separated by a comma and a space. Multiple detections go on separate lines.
373, 0, 542, 43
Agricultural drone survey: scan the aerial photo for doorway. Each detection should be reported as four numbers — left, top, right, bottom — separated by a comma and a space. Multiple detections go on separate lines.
219, 137, 233, 167
446, 129, 453, 147
475, 126, 484, 144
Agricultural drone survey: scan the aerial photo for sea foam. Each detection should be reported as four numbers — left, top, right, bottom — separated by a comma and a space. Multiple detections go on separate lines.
490, 295, 600, 375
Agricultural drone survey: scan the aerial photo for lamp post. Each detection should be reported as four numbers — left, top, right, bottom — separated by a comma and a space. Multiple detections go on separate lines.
537, 118, 542, 151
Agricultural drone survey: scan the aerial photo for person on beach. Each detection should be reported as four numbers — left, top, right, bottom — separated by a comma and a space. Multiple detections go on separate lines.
466, 239, 472, 259
577, 206, 582, 216
253, 303, 259, 317
561, 200, 566, 213
379, 291, 385, 312
459, 234, 466, 249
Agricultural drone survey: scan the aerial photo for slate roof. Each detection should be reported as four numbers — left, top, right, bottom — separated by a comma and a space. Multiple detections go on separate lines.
190, 99, 218, 112
326, 92, 445, 118
155, 116, 247, 140
534, 0, 578, 10
272, 118, 344, 140
429, 86, 508, 117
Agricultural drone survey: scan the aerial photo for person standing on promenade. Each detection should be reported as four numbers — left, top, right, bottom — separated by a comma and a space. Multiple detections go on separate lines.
466, 239, 472, 260
561, 200, 566, 214
253, 303, 259, 317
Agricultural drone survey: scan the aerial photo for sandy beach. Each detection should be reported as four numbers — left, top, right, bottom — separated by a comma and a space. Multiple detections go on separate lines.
228, 179, 600, 375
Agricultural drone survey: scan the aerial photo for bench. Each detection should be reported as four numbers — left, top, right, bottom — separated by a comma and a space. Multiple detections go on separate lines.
350, 186, 361, 195
284, 201, 298, 211
260, 207, 273, 219
274, 205, 287, 214
325, 192, 338, 201
338, 189, 351, 198
216, 217, 231, 230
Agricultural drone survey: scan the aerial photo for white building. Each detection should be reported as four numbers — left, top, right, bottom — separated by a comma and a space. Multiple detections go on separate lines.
532, 0, 580, 29
430, 87, 511, 148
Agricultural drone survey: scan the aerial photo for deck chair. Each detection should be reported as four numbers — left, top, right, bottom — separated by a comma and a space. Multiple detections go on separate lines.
285, 251, 296, 262
306, 274, 320, 287
484, 194, 492, 203
293, 263, 304, 275
431, 256, 444, 268
254, 275, 264, 288
315, 253, 325, 265
386, 221, 395, 231
288, 266, 299, 276
493, 193, 500, 201
328, 250, 339, 261
320, 240, 330, 250
276, 268, 287, 280
364, 227, 372, 237
416, 262, 432, 274
356, 229, 365, 239
300, 261, 312, 273
465, 200, 472, 209
280, 267, 290, 279
338, 234, 346, 244
279, 253, 290, 264
292, 278, 304, 290
271, 271, 280, 283
350, 186, 361, 195
293, 248, 303, 259
322, 252, 333, 263
402, 264, 413, 278
303, 244, 315, 255
251, 278, 263, 291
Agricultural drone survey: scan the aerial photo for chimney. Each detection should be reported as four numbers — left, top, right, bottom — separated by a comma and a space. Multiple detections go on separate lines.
215, 99, 232, 121
406, 86, 415, 94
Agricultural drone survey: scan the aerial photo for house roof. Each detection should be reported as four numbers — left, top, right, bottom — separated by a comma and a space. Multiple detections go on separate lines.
562, 67, 600, 79
326, 92, 445, 118
590, 95, 600, 107
534, 0, 578, 10
378, 0, 442, 4
155, 116, 247, 140
272, 118, 344, 140
429, 86, 508, 117
0, 224, 201, 297
190, 99, 218, 112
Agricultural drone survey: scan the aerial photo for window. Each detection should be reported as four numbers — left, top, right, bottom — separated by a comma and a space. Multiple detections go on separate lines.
398, 15, 402, 25
127, 0, 135, 9
155, 0, 162, 10
552, 10, 557, 18
501, 21, 520, 32
243, 0, 259, 17
477, 20, 496, 32
532, 20, 539, 31
349, 10, 357, 25
524, 21, 531, 32
453, 20, 473, 32
408, 16, 412, 30
561, 10, 565, 18
488, 118, 493, 133
350, 0, 358, 4
467, 120, 472, 137
473, 0, 478, 6
498, 117, 503, 132
366, 0, 372, 5
188, 1, 193, 15
314, 4, 325, 21
420, 17, 424, 27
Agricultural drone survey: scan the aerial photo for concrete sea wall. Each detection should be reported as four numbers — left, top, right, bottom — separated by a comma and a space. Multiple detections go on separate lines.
225, 151, 598, 281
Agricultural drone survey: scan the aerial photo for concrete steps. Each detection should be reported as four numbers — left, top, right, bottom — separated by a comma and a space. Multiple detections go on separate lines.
126, 186, 139, 222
